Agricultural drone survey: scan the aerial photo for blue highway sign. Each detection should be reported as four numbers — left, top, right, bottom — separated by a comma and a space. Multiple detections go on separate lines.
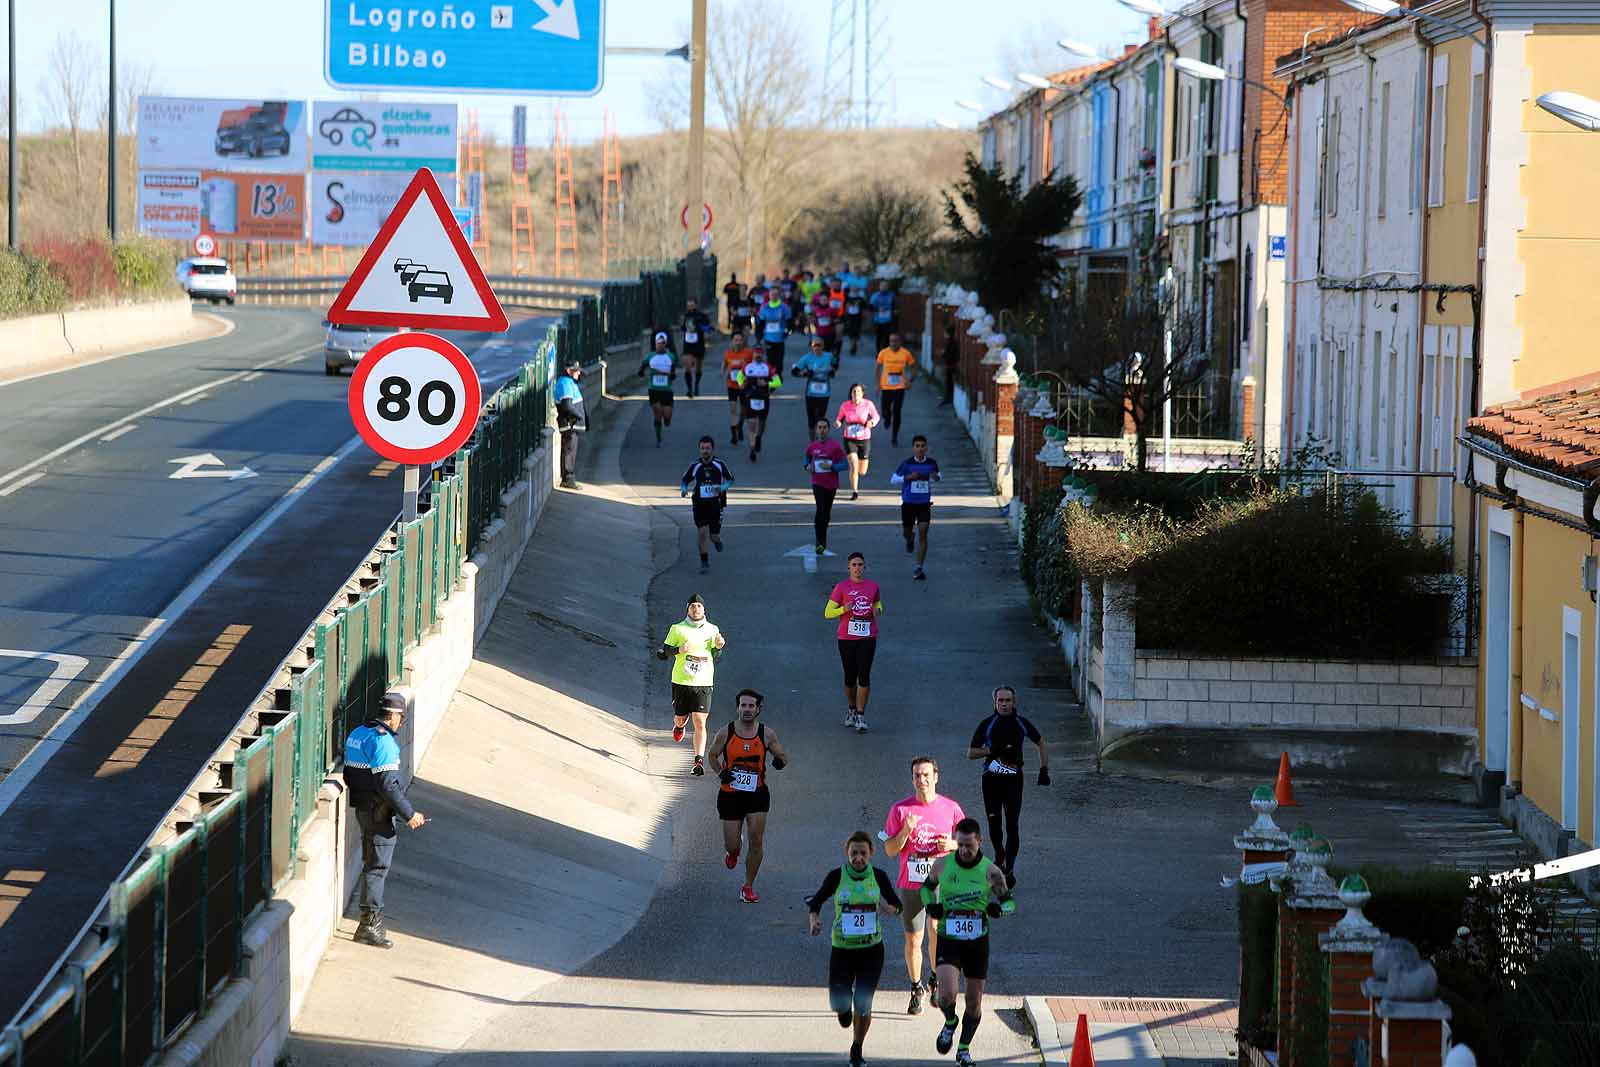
326, 0, 606, 95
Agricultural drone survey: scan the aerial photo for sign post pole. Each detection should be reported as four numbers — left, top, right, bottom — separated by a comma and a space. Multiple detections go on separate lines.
685, 0, 708, 299
403, 464, 420, 523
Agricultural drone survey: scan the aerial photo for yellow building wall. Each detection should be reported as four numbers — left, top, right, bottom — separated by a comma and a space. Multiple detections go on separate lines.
1423, 36, 1482, 330
1515, 25, 1600, 395
1515, 516, 1597, 840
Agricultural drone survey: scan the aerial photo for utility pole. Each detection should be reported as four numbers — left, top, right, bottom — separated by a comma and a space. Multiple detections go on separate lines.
107, 0, 117, 239
7, 0, 16, 250
684, 0, 707, 304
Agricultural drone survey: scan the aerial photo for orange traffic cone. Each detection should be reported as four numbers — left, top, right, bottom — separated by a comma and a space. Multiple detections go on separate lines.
1069, 1012, 1096, 1067
1274, 751, 1298, 807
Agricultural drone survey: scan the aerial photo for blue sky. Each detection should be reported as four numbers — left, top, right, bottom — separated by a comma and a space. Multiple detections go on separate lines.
5, 0, 1152, 144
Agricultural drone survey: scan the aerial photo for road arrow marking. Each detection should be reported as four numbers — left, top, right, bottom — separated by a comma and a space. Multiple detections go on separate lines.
783, 544, 835, 574
530, 0, 580, 38
169, 453, 259, 481
0, 650, 89, 726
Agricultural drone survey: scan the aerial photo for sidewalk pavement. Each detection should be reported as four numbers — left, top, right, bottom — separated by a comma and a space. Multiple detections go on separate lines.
1026, 997, 1238, 1066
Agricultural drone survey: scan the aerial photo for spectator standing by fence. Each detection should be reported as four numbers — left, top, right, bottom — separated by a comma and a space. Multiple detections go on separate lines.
343, 691, 426, 950
554, 360, 588, 490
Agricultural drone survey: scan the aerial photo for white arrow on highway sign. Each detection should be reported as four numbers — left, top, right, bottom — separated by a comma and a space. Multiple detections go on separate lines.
532, 0, 581, 38
169, 454, 258, 481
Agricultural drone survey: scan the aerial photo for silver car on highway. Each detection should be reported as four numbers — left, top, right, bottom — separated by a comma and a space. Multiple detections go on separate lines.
323, 322, 406, 376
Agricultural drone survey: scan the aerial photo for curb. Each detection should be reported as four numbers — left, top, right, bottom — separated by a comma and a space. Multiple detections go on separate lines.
1025, 996, 1070, 1065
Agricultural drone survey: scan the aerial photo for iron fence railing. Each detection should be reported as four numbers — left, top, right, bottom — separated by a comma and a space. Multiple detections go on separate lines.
0, 314, 587, 1065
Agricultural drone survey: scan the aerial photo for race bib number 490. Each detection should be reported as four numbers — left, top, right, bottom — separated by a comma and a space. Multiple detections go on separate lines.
906, 857, 934, 884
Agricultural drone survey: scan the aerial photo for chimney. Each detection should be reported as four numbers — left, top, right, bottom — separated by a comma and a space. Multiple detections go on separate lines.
1148, 15, 1161, 41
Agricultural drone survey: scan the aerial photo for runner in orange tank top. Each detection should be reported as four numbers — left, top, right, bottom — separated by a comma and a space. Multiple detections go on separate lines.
708, 688, 792, 904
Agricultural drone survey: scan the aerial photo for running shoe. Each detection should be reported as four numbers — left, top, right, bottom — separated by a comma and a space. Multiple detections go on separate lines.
925, 972, 937, 997
855, 716, 868, 734
955, 1052, 974, 1066
1005, 866, 1018, 890
816, 543, 826, 556
739, 884, 760, 904
691, 756, 705, 777
850, 1044, 866, 1067
725, 850, 740, 870
673, 723, 686, 743
749, 448, 758, 462
914, 566, 926, 581
908, 986, 925, 1016
713, 537, 724, 552
699, 561, 710, 574
936, 1022, 956, 1054
850, 491, 860, 501
844, 710, 858, 728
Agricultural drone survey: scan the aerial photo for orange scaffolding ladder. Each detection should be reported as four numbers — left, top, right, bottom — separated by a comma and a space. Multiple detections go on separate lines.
510, 172, 536, 276
553, 108, 579, 279
601, 109, 623, 277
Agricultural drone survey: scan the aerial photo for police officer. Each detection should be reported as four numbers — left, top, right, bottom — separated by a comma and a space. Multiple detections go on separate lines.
343, 690, 426, 949
554, 360, 587, 490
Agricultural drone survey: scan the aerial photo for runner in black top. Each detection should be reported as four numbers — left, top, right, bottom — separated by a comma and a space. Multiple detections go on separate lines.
681, 436, 735, 574
680, 300, 713, 397
965, 685, 1049, 888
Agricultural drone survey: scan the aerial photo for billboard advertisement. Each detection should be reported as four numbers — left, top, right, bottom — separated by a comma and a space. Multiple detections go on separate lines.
311, 101, 457, 173
137, 171, 203, 240
311, 172, 457, 246
137, 97, 307, 171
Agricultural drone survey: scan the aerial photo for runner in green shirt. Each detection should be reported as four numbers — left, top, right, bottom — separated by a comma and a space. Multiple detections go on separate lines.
808, 831, 904, 1067
922, 818, 1015, 1066
655, 593, 726, 775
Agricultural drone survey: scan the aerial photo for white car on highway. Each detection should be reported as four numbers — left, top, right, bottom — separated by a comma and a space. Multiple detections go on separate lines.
323, 322, 408, 376
176, 258, 237, 305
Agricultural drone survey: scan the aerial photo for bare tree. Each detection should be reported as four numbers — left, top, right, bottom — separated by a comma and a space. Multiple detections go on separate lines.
783, 182, 938, 269
996, 19, 1098, 83
42, 32, 103, 224
1051, 263, 1212, 471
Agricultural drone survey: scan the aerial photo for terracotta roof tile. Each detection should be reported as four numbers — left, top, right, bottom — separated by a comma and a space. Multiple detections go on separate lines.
1467, 384, 1600, 481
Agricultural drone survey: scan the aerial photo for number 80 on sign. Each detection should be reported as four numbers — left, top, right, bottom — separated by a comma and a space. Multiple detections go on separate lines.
347, 332, 482, 464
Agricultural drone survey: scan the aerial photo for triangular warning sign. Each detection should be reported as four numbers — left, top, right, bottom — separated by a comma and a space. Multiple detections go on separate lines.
327, 167, 508, 333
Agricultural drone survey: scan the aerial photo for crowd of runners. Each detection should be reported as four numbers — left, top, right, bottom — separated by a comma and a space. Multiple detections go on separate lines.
637, 266, 1053, 1067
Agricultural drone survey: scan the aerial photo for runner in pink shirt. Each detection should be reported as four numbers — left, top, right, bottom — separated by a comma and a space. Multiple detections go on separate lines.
834, 384, 881, 500
824, 552, 882, 732
804, 418, 849, 555
882, 756, 965, 1016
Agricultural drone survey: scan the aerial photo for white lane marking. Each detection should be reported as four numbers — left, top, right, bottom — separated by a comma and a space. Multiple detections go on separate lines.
0, 344, 317, 491
0, 312, 239, 391
0, 432, 365, 820
178, 394, 208, 406
168, 453, 258, 481
0, 471, 46, 497
242, 371, 263, 382
0, 651, 91, 726
99, 424, 138, 443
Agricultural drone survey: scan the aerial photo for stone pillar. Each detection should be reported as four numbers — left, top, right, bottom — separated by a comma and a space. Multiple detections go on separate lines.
1100, 577, 1137, 731
993, 352, 1018, 506
1320, 874, 1384, 1067
1279, 834, 1345, 1067
1241, 375, 1259, 463
1233, 785, 1293, 882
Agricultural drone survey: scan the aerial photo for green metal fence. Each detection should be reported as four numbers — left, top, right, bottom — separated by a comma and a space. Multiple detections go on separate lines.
0, 301, 595, 1065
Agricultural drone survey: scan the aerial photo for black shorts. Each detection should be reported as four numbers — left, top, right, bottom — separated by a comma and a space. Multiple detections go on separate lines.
727, 386, 742, 403
692, 498, 724, 532
935, 932, 991, 981
901, 502, 931, 526
671, 682, 712, 717
763, 339, 786, 360
742, 400, 771, 421
843, 438, 871, 460
828, 942, 885, 1019
717, 785, 771, 821
837, 636, 877, 688
683, 347, 706, 361
648, 389, 675, 408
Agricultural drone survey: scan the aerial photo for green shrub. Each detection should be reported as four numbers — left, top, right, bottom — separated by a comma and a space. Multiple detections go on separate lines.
0, 247, 69, 317
113, 237, 177, 294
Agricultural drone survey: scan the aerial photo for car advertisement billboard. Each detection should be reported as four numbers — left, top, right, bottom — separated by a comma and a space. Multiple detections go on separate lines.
311, 101, 457, 173
311, 172, 457, 246
137, 171, 203, 240
137, 97, 308, 171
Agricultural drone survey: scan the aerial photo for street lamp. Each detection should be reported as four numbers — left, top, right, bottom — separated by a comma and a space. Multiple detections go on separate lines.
1115, 0, 1167, 17
956, 99, 985, 112
1537, 90, 1600, 132
982, 75, 1014, 92
1174, 55, 1292, 108
1018, 73, 1055, 90
1058, 38, 1098, 58
1335, 0, 1488, 48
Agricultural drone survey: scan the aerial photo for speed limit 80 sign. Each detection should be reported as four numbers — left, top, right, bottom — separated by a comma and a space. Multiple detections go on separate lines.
347, 332, 482, 464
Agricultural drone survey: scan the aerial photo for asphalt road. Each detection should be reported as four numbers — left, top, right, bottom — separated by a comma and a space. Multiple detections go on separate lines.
0, 306, 551, 1021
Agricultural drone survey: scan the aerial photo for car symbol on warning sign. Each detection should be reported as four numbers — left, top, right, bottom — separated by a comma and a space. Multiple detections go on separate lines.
407, 270, 453, 304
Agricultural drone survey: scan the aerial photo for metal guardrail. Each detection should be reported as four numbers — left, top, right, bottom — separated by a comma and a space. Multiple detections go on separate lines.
0, 322, 569, 1065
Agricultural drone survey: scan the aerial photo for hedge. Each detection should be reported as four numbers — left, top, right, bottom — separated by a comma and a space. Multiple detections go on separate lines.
0, 235, 177, 320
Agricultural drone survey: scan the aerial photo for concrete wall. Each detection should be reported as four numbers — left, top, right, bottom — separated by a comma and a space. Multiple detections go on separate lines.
0, 298, 194, 376
154, 353, 624, 1067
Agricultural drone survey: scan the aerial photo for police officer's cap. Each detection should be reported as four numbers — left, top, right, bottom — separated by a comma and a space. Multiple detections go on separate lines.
380, 691, 407, 716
